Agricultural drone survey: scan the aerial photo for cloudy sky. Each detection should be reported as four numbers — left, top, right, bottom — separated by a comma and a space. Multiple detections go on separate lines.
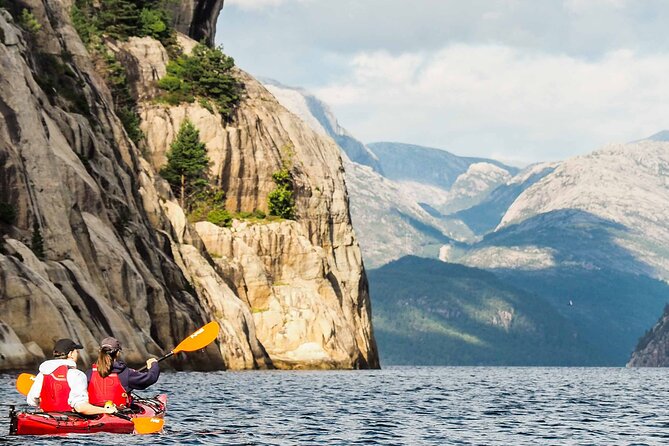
217, 0, 669, 164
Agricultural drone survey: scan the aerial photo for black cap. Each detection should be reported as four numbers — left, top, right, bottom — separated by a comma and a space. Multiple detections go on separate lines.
53, 338, 84, 356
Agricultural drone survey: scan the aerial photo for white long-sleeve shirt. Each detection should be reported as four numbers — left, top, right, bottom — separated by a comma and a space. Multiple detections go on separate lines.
26, 359, 89, 409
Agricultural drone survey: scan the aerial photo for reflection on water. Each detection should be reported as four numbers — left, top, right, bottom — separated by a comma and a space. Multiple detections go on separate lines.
2, 367, 669, 445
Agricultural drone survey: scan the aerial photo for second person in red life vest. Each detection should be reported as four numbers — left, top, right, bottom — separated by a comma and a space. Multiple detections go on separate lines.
85, 337, 160, 408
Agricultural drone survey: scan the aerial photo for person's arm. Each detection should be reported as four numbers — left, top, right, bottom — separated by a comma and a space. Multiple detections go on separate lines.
26, 373, 44, 407
73, 401, 117, 415
66, 369, 114, 415
127, 359, 160, 391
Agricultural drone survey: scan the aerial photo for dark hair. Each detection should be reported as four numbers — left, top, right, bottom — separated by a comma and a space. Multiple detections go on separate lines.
96, 348, 119, 378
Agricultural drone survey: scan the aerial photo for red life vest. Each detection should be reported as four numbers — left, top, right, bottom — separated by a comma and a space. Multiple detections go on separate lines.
87, 364, 130, 407
40, 364, 73, 412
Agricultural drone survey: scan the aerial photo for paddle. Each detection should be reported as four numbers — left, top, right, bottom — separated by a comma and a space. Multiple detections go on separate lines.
132, 416, 165, 434
137, 321, 221, 372
114, 412, 165, 434
15, 373, 35, 397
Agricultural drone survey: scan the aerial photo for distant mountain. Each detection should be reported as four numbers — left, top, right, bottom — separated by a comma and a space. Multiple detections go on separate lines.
263, 81, 474, 267
454, 162, 559, 235
497, 141, 669, 278
262, 79, 383, 173
344, 160, 469, 268
443, 141, 669, 365
638, 130, 669, 142
369, 256, 600, 366
367, 142, 519, 190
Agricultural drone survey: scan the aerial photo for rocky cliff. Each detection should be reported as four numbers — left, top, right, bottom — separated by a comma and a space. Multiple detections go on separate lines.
0, 1, 378, 370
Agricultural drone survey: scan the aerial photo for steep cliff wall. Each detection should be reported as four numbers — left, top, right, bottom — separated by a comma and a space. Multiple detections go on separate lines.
0, 2, 221, 369
628, 307, 669, 367
0, 1, 378, 370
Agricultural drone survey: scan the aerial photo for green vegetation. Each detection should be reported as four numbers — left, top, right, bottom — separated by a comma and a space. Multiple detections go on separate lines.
31, 219, 45, 259
160, 119, 210, 209
160, 121, 271, 228
369, 256, 599, 366
20, 9, 41, 33
205, 209, 232, 227
98, 48, 143, 144
70, 0, 178, 143
157, 44, 243, 119
71, 0, 174, 44
0, 202, 16, 225
34, 53, 91, 116
268, 168, 295, 219
188, 188, 231, 227
497, 266, 669, 365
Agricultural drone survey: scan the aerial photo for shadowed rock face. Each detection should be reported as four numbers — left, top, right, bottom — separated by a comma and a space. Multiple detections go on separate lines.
0, 2, 378, 370
166, 0, 225, 46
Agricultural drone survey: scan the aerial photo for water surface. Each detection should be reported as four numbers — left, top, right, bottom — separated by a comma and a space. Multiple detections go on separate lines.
2, 367, 668, 445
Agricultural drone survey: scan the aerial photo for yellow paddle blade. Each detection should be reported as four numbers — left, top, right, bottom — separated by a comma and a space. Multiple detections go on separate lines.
172, 321, 220, 354
133, 416, 164, 434
16, 373, 36, 396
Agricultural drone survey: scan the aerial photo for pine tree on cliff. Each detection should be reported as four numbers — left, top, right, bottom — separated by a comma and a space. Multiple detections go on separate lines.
160, 119, 209, 209
96, 0, 141, 38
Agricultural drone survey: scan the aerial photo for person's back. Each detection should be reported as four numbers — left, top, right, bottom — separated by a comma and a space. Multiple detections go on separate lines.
32, 358, 80, 411
86, 337, 159, 408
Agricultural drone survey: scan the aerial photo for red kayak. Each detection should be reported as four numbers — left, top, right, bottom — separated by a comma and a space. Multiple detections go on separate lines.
9, 394, 166, 435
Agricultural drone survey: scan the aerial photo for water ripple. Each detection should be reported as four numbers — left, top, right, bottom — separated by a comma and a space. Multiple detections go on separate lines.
2, 367, 669, 444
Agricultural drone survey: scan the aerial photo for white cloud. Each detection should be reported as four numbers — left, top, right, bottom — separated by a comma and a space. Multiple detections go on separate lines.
315, 45, 669, 162
225, 0, 310, 11
564, 0, 628, 14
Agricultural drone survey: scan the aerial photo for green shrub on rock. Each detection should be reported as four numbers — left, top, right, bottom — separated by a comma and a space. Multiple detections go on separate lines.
157, 44, 243, 119
268, 169, 295, 220
20, 9, 41, 33
206, 209, 232, 227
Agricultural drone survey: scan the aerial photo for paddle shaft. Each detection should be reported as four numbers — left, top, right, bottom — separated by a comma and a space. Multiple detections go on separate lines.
134, 321, 220, 372
137, 351, 174, 373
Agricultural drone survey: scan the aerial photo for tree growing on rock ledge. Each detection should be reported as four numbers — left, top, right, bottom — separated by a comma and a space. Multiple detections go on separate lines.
268, 168, 296, 220
160, 119, 209, 209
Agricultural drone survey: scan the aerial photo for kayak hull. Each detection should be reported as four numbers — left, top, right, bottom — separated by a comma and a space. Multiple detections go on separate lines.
9, 394, 166, 435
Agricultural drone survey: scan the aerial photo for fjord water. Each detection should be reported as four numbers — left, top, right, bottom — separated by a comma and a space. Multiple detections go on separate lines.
2, 367, 669, 445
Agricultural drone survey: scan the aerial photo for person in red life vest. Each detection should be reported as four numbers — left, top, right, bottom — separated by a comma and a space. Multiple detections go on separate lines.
85, 337, 160, 408
26, 338, 118, 415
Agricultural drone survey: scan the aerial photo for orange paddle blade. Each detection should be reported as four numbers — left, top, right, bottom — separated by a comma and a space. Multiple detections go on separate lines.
16, 373, 36, 396
172, 321, 220, 354
133, 416, 164, 434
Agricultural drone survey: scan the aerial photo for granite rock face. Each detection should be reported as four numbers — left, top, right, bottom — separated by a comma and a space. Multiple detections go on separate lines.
133, 44, 378, 368
0, 2, 378, 370
0, 3, 220, 369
